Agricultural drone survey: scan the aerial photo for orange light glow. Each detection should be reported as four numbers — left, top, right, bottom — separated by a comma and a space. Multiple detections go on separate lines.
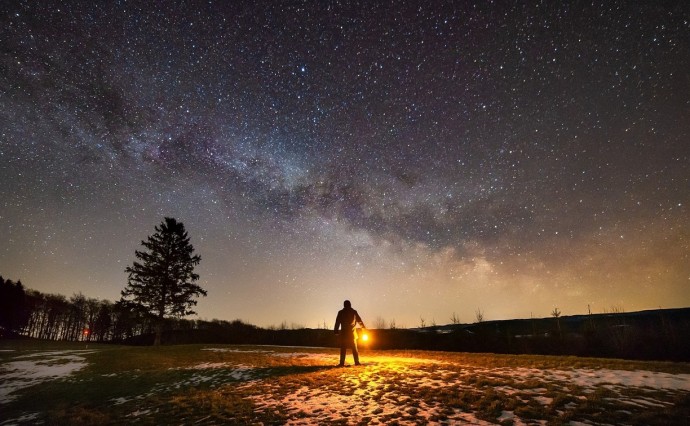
361, 333, 369, 342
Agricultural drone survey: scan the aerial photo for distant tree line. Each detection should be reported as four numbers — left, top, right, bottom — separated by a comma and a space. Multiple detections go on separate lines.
370, 308, 690, 362
1, 276, 142, 341
0, 275, 190, 342
0, 275, 251, 344
3, 274, 690, 361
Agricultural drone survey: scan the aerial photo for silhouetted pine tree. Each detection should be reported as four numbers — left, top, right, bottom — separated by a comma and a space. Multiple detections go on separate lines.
120, 217, 205, 345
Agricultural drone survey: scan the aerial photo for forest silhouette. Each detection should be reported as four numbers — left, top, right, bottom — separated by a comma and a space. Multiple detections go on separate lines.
2, 275, 689, 362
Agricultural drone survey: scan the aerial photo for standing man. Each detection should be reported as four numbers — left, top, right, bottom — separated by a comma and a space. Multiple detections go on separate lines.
334, 300, 366, 366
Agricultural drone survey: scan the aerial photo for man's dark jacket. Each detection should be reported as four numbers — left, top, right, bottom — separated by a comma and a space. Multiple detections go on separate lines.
334, 306, 364, 338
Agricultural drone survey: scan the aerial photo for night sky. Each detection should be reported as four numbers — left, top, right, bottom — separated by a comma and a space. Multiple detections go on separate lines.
2, 1, 689, 328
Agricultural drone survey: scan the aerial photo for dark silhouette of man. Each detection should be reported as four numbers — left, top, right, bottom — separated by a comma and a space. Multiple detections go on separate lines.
334, 300, 366, 366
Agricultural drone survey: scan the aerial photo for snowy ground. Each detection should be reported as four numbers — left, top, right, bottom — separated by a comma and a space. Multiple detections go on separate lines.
0, 349, 95, 404
234, 349, 690, 425
1, 346, 689, 425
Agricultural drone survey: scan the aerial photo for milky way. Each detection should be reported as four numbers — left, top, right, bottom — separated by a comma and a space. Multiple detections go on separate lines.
1, 1, 689, 327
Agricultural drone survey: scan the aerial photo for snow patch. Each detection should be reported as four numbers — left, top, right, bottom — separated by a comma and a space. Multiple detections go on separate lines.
0, 350, 94, 403
544, 368, 690, 391
0, 411, 40, 425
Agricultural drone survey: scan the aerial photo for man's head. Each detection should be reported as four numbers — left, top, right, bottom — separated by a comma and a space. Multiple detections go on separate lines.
343, 300, 351, 308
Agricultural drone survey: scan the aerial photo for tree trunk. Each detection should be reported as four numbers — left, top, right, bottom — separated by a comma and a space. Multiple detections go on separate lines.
153, 318, 162, 346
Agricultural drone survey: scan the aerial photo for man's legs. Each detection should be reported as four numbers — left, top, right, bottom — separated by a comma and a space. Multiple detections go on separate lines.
339, 333, 349, 366
339, 335, 360, 366
339, 345, 346, 366
352, 338, 360, 365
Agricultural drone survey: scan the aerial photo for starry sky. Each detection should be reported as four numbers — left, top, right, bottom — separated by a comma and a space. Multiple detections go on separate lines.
1, 1, 689, 328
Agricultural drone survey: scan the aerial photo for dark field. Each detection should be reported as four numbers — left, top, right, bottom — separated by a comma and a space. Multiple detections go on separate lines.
1, 341, 689, 425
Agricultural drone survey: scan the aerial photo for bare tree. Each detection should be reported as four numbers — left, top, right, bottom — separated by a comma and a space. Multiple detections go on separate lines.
389, 318, 397, 330
475, 308, 484, 323
530, 312, 536, 337
419, 316, 426, 328
551, 307, 562, 338
610, 305, 625, 314
450, 312, 460, 325
374, 316, 387, 329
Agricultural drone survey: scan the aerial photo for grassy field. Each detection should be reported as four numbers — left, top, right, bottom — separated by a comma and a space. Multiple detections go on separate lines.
1, 340, 689, 425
